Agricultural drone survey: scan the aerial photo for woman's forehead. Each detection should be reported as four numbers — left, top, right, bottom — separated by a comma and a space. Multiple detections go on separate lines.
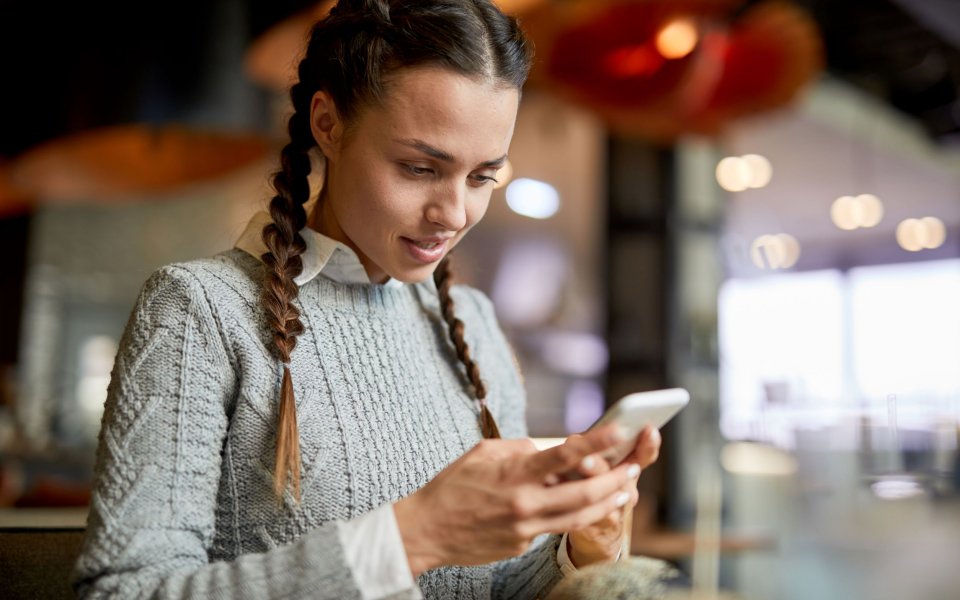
359, 66, 520, 161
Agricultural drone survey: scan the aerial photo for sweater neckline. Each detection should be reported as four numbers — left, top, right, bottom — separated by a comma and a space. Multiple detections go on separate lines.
224, 247, 439, 313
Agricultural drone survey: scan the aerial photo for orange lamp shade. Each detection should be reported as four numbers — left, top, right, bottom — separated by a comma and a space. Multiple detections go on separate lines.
10, 124, 274, 202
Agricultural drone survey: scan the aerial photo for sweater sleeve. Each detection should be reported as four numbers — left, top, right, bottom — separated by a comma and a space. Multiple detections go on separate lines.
70, 265, 417, 600
462, 289, 566, 600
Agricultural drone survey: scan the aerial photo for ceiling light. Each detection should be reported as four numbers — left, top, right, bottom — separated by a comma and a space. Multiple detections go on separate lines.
855, 193, 884, 228
742, 154, 773, 189
656, 17, 698, 60
716, 156, 750, 192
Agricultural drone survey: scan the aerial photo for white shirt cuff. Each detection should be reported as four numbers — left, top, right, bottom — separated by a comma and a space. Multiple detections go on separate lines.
337, 503, 423, 599
557, 532, 625, 577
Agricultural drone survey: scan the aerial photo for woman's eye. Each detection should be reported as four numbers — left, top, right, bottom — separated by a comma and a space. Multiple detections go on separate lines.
470, 174, 499, 186
402, 164, 433, 177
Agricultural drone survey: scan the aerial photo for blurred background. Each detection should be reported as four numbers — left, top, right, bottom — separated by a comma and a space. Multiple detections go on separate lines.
1, 1, 958, 598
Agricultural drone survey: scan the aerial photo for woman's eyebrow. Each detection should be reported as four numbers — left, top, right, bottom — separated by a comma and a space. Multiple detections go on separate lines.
394, 138, 507, 168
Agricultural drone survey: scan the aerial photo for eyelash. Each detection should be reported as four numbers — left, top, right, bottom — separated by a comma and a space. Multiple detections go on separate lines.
401, 164, 499, 186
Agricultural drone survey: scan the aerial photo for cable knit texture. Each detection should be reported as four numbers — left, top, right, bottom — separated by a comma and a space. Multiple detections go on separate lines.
71, 248, 565, 599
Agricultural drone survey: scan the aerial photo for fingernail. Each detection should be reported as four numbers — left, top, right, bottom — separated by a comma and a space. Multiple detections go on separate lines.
627, 464, 641, 479
545, 473, 560, 486
580, 455, 596, 470
615, 491, 630, 507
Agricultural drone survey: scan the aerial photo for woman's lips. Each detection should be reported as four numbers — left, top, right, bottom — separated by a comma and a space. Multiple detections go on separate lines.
401, 237, 447, 263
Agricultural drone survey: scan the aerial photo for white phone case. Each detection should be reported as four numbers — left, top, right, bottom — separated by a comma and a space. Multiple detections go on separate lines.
564, 388, 689, 479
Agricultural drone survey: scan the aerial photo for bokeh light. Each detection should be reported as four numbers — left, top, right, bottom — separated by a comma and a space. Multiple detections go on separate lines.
656, 17, 698, 60
505, 177, 560, 219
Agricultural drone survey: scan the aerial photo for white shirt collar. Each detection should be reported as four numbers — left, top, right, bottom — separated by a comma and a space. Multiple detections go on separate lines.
234, 210, 404, 288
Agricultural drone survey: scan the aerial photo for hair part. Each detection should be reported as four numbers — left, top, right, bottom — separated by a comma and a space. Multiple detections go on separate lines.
261, 0, 529, 503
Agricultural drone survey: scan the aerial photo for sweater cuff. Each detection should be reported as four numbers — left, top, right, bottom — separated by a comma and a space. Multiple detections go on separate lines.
337, 504, 423, 599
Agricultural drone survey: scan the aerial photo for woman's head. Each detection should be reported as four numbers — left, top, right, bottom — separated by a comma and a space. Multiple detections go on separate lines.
303, 0, 531, 283
302, 0, 531, 126
262, 0, 531, 501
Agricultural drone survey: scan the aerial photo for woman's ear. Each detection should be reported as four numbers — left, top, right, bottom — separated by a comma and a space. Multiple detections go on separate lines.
310, 90, 343, 161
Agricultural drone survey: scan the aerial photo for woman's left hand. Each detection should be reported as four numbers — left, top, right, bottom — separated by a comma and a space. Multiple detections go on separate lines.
565, 425, 661, 567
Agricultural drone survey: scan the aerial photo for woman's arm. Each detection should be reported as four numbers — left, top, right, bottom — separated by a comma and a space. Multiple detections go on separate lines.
71, 265, 420, 600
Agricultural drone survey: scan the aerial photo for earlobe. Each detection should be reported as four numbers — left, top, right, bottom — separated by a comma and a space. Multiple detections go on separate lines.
310, 90, 342, 160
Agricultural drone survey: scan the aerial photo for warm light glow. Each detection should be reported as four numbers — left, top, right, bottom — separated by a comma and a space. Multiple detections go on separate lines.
856, 194, 884, 228
832, 193, 885, 230
493, 159, 513, 189
831, 195, 860, 230
777, 233, 800, 268
605, 45, 664, 78
716, 156, 750, 192
717, 154, 773, 191
505, 177, 559, 219
921, 216, 946, 249
742, 154, 773, 189
751, 233, 801, 270
721, 442, 798, 476
897, 218, 925, 252
897, 216, 946, 252
655, 18, 698, 60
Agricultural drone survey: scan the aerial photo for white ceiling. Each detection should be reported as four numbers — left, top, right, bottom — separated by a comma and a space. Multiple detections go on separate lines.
722, 77, 960, 274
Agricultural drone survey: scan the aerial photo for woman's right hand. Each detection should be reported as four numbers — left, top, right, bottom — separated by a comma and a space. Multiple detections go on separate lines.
393, 423, 638, 577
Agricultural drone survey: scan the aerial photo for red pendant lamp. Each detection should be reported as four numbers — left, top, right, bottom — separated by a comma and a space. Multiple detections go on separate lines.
521, 0, 824, 140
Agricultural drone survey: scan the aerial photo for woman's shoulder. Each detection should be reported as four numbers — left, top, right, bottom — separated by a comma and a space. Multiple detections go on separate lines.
448, 283, 499, 325
140, 248, 265, 314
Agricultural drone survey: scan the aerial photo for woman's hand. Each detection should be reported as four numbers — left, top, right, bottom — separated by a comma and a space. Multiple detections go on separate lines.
393, 423, 638, 577
566, 425, 662, 568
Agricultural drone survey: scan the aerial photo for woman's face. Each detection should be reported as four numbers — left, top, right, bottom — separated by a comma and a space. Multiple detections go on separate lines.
308, 66, 520, 284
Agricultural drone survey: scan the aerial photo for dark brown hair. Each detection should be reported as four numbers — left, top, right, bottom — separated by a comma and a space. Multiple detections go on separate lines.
260, 0, 532, 502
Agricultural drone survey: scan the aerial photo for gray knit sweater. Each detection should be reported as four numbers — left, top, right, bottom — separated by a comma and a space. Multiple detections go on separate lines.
71, 248, 565, 599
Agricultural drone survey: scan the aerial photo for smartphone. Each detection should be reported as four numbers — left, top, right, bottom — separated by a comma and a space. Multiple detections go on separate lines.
564, 388, 690, 480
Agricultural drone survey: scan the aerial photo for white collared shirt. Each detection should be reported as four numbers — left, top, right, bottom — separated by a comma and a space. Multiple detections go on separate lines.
234, 210, 405, 288
233, 210, 592, 599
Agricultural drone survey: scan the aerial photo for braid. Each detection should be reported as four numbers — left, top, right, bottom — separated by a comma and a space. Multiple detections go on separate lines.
433, 256, 501, 439
260, 83, 316, 503
258, 0, 529, 499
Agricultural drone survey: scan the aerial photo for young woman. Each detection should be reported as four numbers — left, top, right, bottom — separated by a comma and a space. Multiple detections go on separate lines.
71, 1, 662, 598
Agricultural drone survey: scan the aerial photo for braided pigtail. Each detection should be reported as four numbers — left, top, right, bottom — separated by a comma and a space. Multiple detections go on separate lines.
433, 256, 501, 439
260, 77, 317, 503
258, 0, 531, 499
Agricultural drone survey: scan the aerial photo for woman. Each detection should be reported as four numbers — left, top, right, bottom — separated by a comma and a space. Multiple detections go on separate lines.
71, 1, 662, 598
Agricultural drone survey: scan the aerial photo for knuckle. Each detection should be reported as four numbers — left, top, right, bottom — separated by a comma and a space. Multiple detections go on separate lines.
509, 495, 533, 519
582, 485, 605, 505
557, 444, 579, 465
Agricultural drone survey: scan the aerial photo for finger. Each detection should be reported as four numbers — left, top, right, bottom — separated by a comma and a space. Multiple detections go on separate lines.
527, 484, 635, 536
523, 424, 624, 479
574, 448, 612, 478
622, 426, 661, 469
532, 461, 641, 517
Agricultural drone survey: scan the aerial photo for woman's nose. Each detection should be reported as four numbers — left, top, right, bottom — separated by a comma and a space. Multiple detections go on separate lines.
426, 183, 468, 231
